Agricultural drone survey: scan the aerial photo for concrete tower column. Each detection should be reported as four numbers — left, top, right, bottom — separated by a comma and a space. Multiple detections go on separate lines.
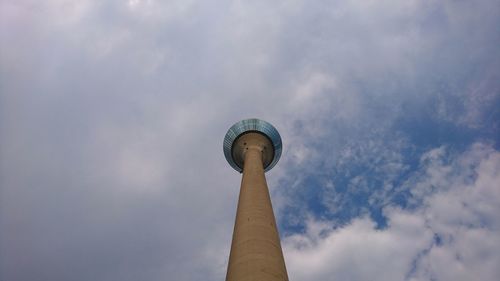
225, 133, 288, 281
223, 119, 288, 281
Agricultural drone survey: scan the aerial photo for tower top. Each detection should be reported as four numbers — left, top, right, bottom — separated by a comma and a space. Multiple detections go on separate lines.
223, 118, 282, 173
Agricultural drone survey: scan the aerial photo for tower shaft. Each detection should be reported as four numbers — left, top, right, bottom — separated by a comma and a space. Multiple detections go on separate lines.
226, 133, 288, 281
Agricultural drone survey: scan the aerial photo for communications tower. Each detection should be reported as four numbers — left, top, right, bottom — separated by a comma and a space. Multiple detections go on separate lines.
223, 118, 288, 281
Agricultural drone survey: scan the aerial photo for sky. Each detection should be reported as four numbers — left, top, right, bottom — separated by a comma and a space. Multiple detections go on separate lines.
1, 0, 499, 281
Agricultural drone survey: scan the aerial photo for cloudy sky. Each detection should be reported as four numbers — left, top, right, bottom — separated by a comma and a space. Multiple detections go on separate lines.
1, 0, 499, 280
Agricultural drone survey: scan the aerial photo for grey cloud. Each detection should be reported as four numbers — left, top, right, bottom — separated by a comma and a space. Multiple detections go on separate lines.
1, 1, 499, 281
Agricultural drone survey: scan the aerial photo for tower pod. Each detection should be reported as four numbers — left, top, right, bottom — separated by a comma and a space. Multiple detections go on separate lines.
223, 118, 282, 173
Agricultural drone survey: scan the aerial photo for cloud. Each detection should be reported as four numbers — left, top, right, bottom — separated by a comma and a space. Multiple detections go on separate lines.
283, 143, 500, 281
1, 0, 499, 281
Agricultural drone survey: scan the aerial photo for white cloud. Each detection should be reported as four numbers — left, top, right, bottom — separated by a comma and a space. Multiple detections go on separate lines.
283, 143, 500, 281
1, 0, 498, 280
285, 212, 433, 281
